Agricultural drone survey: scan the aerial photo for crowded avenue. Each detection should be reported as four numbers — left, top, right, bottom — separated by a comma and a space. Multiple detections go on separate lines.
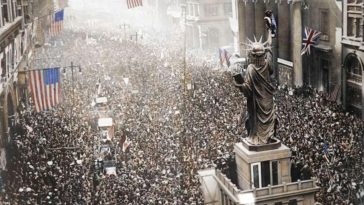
0, 26, 361, 204
0, 0, 362, 205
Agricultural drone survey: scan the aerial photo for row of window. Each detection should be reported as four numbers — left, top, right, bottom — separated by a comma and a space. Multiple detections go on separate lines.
251, 160, 279, 189
0, 0, 27, 27
186, 2, 232, 17
346, 0, 363, 39
302, 4, 363, 42
347, 17, 363, 38
0, 27, 30, 82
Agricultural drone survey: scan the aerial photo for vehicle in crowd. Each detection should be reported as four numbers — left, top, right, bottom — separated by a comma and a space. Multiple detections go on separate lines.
103, 160, 117, 176
97, 117, 115, 142
95, 97, 109, 117
96, 144, 112, 161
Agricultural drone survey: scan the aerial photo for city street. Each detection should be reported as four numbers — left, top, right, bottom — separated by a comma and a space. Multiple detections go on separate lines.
0, 0, 362, 204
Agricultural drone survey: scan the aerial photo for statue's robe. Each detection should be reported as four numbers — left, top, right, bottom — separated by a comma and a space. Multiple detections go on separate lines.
241, 51, 276, 144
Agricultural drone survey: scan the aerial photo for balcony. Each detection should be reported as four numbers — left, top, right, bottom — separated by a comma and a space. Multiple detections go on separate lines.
342, 36, 364, 50
215, 171, 320, 204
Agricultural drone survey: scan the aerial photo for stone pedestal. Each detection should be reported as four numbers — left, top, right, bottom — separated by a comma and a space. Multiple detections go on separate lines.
234, 141, 291, 191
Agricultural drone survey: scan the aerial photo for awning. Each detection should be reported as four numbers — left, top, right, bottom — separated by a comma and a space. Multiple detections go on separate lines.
98, 118, 113, 127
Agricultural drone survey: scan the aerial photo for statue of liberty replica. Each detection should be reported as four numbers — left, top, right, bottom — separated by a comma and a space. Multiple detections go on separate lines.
233, 10, 277, 145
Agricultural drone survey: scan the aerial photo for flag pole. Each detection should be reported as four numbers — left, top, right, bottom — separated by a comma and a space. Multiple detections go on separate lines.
180, 2, 188, 193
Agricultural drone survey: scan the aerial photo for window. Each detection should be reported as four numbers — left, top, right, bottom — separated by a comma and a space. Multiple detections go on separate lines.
23, 4, 31, 23
1, 53, 6, 79
319, 9, 329, 41
224, 3, 232, 16
251, 163, 261, 188
272, 161, 279, 185
288, 199, 298, 205
2, 0, 9, 24
347, 56, 362, 78
188, 4, 192, 16
204, 4, 218, 17
345, 54, 362, 109
274, 202, 283, 205
188, 4, 199, 17
194, 4, 199, 17
346, 0, 363, 38
261, 161, 271, 187
251, 161, 279, 188
16, 1, 22, 17
347, 17, 354, 36
348, 18, 363, 38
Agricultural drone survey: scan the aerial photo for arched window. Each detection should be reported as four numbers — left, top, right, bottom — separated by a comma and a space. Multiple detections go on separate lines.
348, 57, 361, 75
346, 54, 362, 83
344, 53, 363, 110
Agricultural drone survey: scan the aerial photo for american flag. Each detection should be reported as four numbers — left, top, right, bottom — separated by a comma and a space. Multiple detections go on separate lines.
122, 136, 131, 152
219, 48, 232, 67
301, 27, 321, 55
49, 9, 64, 37
29, 68, 62, 112
271, 14, 277, 37
127, 0, 143, 9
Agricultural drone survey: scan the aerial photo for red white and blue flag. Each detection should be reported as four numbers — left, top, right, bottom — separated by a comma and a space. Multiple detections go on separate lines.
301, 27, 321, 55
29, 68, 62, 112
218, 48, 232, 67
49, 9, 64, 37
122, 136, 131, 152
127, 0, 143, 9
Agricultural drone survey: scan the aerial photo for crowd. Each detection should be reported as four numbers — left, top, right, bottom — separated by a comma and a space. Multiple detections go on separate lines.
0, 23, 361, 205
275, 87, 364, 205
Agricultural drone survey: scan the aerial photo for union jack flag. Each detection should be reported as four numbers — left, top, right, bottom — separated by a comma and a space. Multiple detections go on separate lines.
301, 27, 321, 55
218, 48, 232, 67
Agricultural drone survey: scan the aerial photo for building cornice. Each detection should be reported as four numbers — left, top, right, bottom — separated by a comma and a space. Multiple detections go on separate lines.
0, 17, 23, 44
342, 37, 364, 51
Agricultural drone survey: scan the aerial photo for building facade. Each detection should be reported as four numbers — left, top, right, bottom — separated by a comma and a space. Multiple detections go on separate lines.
302, 0, 342, 96
184, 0, 233, 51
166, 0, 184, 29
0, 0, 35, 170
0, 0, 56, 171
341, 0, 364, 119
232, 0, 304, 87
232, 0, 342, 92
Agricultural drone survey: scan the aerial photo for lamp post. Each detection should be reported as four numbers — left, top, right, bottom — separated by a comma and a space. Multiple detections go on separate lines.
129, 32, 143, 44
179, 3, 188, 194
120, 23, 130, 40
62, 61, 81, 141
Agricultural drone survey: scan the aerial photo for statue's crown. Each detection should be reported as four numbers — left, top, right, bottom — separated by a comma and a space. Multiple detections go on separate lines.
243, 36, 270, 57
